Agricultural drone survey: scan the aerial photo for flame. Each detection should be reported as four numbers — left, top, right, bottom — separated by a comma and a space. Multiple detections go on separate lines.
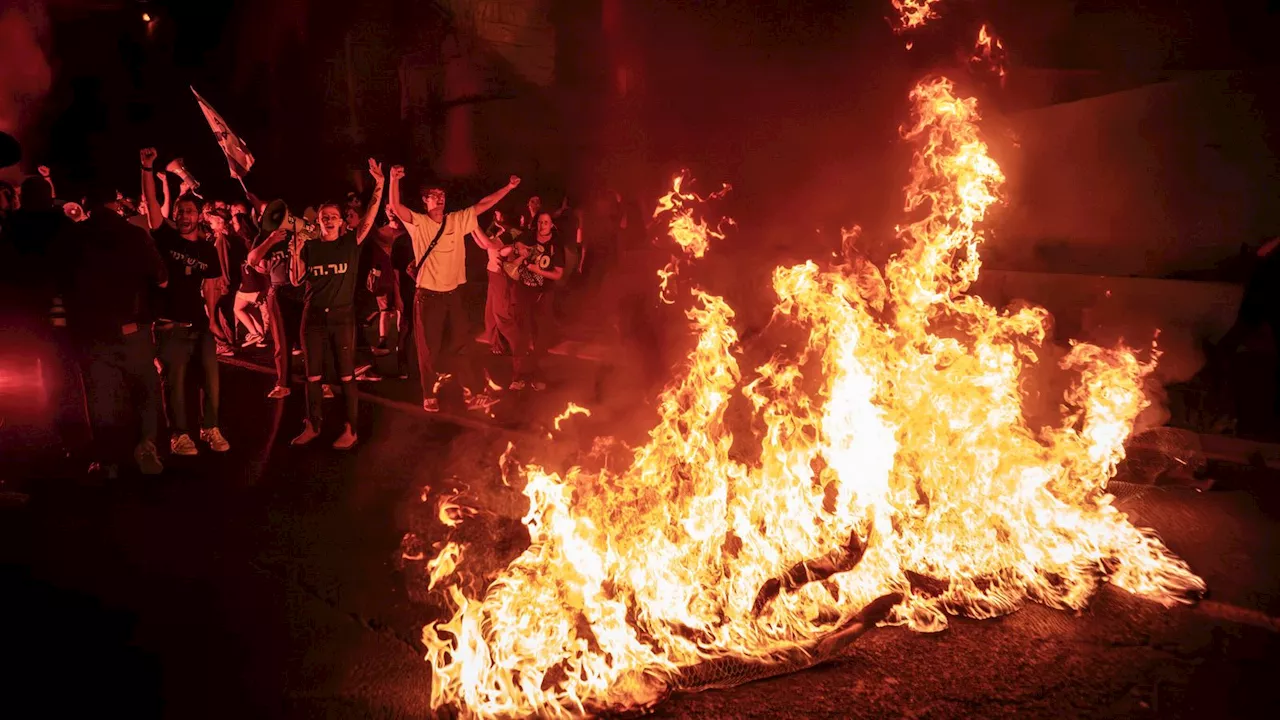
553, 403, 592, 432
970, 24, 1008, 83
419, 76, 1204, 717
892, 0, 944, 33
438, 488, 481, 528
428, 542, 466, 590
653, 173, 733, 304
652, 173, 732, 260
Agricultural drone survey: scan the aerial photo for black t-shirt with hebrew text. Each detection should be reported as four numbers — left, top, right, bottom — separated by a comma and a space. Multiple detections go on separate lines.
301, 231, 361, 310
154, 223, 222, 324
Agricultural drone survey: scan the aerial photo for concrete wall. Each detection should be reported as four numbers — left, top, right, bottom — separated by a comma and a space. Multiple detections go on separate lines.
988, 69, 1280, 278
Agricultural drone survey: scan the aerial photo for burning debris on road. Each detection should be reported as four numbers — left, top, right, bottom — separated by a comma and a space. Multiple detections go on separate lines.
396, 3, 1214, 717
410, 70, 1207, 718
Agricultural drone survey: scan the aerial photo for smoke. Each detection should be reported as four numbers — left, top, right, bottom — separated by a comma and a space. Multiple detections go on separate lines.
0, 0, 51, 176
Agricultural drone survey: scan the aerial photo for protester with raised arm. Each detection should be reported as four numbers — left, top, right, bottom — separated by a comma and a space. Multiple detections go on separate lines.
389, 166, 519, 413
55, 182, 169, 477
142, 147, 231, 456
289, 158, 384, 449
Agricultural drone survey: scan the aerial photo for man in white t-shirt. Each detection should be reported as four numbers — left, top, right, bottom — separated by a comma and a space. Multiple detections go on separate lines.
388, 165, 516, 413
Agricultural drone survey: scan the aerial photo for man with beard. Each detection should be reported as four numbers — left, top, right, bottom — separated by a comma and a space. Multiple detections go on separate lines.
387, 167, 518, 413
55, 183, 169, 476
140, 148, 230, 456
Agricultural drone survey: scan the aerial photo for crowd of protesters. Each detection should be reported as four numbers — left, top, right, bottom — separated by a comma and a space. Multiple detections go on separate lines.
0, 143, 652, 479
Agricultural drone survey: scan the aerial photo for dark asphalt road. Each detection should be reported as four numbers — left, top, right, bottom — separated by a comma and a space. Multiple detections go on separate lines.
2, 364, 1279, 719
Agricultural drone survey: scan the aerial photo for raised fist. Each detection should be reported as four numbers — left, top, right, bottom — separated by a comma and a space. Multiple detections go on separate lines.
508, 175, 521, 189
140, 147, 158, 168
368, 158, 385, 183
389, 165, 406, 181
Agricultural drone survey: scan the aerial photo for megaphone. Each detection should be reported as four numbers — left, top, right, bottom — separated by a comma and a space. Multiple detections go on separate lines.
261, 199, 318, 240
165, 157, 201, 196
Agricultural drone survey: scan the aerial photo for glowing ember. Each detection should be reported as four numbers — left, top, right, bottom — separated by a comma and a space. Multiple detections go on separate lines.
420, 76, 1204, 718
892, 0, 944, 33
970, 24, 1009, 84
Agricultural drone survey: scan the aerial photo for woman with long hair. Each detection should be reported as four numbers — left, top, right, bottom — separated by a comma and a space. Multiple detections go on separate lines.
500, 211, 564, 390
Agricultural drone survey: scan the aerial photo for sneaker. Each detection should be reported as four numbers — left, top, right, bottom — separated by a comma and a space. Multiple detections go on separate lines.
332, 425, 357, 450
465, 391, 497, 413
291, 423, 320, 446
133, 440, 164, 475
508, 379, 527, 391
241, 334, 263, 348
267, 385, 291, 399
354, 364, 373, 377
170, 433, 198, 456
200, 427, 231, 453
357, 369, 384, 382
216, 342, 234, 357
322, 384, 336, 399
371, 343, 392, 357
422, 398, 440, 413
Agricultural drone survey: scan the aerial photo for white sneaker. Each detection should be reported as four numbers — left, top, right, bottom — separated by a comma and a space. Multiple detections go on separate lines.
465, 391, 498, 413
200, 427, 231, 452
267, 386, 291, 399
170, 433, 198, 456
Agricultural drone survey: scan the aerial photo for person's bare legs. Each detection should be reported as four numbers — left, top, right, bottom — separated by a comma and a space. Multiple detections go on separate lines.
234, 293, 264, 341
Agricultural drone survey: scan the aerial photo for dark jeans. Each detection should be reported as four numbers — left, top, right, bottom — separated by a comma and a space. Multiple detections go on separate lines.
302, 304, 358, 428
510, 284, 547, 380
266, 284, 302, 387
156, 325, 219, 434
413, 287, 479, 400
80, 328, 160, 462
514, 284, 559, 378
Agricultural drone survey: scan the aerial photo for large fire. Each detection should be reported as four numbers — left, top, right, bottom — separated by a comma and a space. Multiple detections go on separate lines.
420, 72, 1205, 718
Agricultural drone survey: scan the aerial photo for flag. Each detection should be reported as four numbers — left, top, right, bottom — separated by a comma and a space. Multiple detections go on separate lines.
191, 86, 255, 180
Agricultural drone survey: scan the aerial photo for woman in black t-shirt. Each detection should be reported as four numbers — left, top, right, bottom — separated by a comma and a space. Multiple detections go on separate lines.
499, 211, 564, 390
289, 159, 385, 449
